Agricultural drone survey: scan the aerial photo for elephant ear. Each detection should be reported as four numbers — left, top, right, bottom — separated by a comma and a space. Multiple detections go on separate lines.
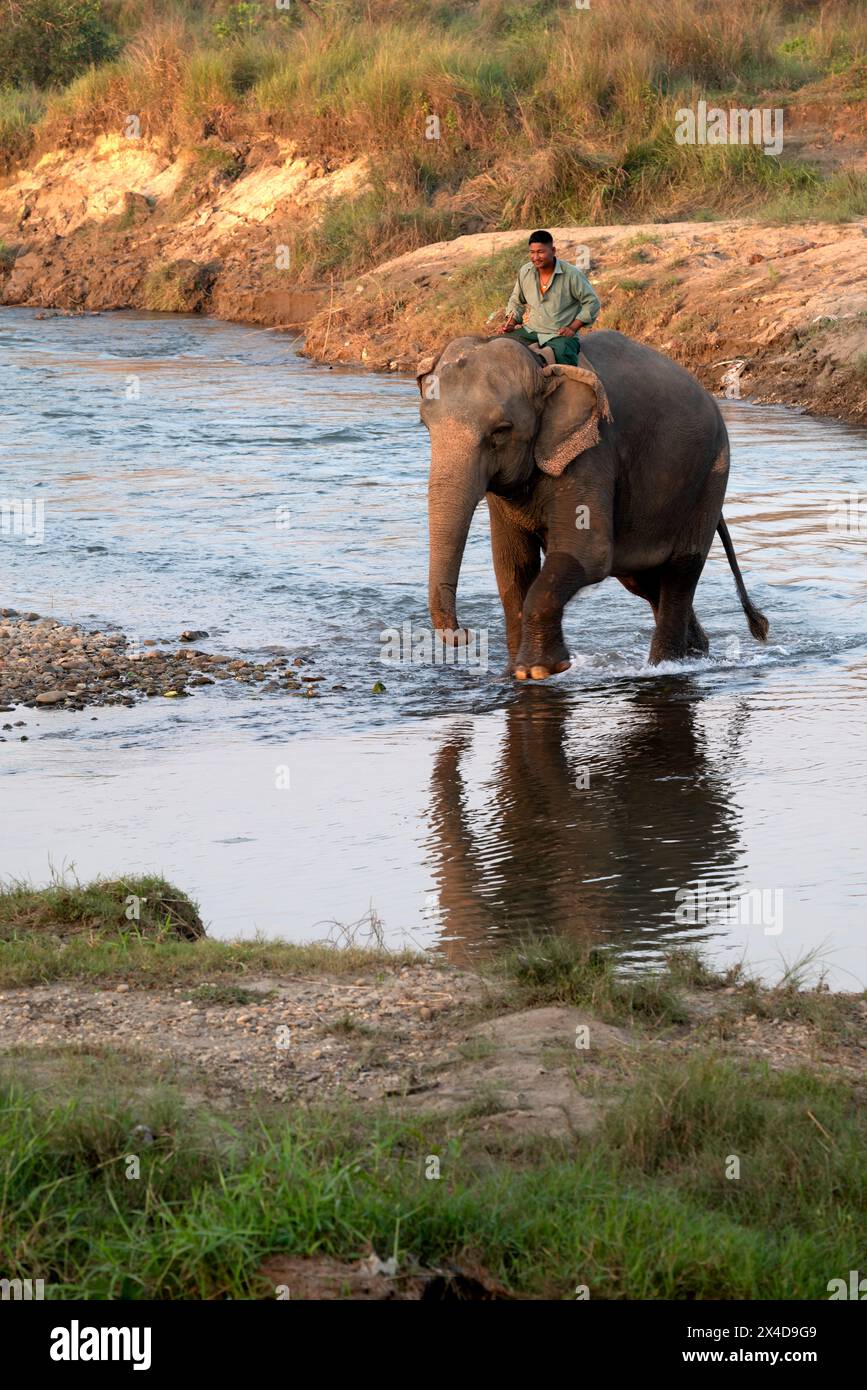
534, 362, 613, 477
416, 351, 440, 397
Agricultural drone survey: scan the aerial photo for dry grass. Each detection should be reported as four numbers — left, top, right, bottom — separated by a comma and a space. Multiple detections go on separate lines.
2, 2, 866, 283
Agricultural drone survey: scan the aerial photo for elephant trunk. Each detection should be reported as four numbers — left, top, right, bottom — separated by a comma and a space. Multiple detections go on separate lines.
427, 434, 485, 635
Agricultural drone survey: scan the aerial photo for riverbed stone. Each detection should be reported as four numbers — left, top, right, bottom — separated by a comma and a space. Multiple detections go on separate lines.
0, 615, 330, 714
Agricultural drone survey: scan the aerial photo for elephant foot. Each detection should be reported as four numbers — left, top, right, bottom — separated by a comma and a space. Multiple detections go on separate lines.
514, 660, 571, 681
686, 623, 710, 657
512, 637, 571, 682
648, 636, 691, 665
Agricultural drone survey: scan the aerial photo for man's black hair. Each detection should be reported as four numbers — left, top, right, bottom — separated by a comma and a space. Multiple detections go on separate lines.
528, 230, 554, 246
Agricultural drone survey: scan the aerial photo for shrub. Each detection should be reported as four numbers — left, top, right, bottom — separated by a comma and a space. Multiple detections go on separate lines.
0, 84, 43, 170
0, 0, 118, 89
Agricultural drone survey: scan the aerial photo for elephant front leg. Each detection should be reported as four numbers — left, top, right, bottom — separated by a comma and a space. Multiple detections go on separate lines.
514, 541, 611, 680
513, 553, 579, 680
487, 499, 541, 672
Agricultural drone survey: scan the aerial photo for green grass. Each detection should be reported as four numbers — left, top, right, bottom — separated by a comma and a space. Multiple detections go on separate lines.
0, 83, 43, 171
0, 872, 425, 986
759, 169, 867, 224
489, 934, 690, 1027
0, 873, 204, 942
140, 259, 215, 312
1, 877, 865, 1298
0, 933, 424, 988
1, 1043, 863, 1299
0, 235, 17, 271
280, 175, 463, 284
325, 1012, 380, 1038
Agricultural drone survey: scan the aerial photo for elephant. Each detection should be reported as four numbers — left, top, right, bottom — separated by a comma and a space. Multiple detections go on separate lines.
417, 329, 769, 679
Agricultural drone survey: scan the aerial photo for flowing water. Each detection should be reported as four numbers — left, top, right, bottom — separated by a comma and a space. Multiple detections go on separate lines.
2, 309, 866, 985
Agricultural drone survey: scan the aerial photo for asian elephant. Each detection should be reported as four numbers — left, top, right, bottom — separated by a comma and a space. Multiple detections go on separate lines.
417, 329, 768, 679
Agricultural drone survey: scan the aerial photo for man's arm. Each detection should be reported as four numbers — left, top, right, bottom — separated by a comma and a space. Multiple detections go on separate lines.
504, 271, 527, 326
566, 266, 600, 328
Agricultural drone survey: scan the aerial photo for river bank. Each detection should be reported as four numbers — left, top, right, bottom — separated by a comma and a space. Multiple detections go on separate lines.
302, 218, 867, 426
1, 135, 865, 424
1, 875, 865, 1299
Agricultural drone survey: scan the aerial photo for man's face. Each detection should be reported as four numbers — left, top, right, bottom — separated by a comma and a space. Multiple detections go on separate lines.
529, 241, 555, 271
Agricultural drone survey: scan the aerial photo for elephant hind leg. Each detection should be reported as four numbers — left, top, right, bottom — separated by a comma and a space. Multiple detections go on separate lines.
648, 554, 707, 665
620, 568, 708, 659
686, 611, 709, 656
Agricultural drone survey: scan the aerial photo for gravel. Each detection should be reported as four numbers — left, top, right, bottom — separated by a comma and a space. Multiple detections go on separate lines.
0, 610, 328, 715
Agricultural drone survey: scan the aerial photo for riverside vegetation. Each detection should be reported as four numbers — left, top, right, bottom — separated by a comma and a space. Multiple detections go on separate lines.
2, 0, 866, 239
1, 2, 865, 418
0, 874, 865, 1299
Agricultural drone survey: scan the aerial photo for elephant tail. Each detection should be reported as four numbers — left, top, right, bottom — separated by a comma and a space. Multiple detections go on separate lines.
717, 516, 769, 642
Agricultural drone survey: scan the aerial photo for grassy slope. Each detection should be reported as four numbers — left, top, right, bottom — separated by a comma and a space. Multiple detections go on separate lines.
1, 0, 866, 285
4, 1052, 864, 1299
0, 873, 422, 984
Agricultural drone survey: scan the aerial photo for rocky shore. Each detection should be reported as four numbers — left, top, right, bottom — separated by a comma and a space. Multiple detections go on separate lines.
0, 610, 330, 717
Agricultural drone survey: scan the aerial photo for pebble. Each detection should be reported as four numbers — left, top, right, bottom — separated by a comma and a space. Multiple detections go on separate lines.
0, 616, 332, 714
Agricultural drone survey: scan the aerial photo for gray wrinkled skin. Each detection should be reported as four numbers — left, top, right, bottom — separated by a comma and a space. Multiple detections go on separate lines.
418, 330, 767, 679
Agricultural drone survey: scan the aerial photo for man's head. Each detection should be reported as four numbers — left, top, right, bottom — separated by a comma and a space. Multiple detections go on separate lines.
528, 230, 556, 271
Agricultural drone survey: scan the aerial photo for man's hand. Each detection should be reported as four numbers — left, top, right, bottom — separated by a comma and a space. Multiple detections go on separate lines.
498, 315, 518, 335
558, 323, 580, 337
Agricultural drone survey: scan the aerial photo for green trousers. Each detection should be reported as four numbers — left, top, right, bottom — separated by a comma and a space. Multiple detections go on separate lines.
509, 326, 581, 367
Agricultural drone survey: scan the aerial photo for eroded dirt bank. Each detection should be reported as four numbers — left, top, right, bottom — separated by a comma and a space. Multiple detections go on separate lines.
0, 133, 350, 324
1, 136, 865, 422
303, 219, 867, 425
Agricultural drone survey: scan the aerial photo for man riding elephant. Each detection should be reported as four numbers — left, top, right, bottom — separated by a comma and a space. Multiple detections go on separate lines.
498, 229, 600, 367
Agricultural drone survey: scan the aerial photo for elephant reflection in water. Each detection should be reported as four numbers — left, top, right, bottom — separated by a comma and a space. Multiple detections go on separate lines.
425, 682, 747, 965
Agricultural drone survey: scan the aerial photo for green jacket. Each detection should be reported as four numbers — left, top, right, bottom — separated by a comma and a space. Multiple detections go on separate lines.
506, 258, 600, 344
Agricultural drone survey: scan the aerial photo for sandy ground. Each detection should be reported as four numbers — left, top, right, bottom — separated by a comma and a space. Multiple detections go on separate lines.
3, 963, 865, 1140
302, 218, 867, 424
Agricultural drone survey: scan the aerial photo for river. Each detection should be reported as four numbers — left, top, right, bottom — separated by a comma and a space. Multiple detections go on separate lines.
1, 309, 866, 985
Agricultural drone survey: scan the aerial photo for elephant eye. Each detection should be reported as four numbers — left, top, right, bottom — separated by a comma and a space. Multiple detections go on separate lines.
490, 423, 512, 447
